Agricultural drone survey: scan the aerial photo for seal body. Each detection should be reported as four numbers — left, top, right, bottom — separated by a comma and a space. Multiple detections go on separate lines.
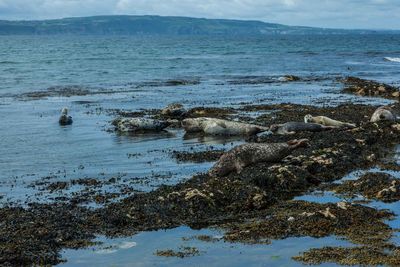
304, 114, 356, 128
370, 107, 396, 122
59, 107, 73, 125
161, 103, 187, 118
270, 122, 334, 135
114, 118, 169, 132
209, 139, 308, 177
182, 117, 268, 136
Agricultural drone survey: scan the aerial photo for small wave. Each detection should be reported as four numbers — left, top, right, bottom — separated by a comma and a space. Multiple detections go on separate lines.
0, 61, 19, 64
384, 57, 400, 63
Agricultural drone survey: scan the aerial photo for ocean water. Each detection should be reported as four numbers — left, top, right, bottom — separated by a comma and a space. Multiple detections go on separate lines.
1, 34, 400, 266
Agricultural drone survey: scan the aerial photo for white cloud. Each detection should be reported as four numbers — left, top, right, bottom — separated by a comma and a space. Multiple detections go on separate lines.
0, 0, 399, 29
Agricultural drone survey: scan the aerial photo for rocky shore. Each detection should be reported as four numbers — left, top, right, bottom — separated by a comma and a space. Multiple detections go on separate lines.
2, 77, 400, 266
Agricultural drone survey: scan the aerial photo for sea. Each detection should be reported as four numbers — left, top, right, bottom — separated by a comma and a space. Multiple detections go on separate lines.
0, 34, 400, 266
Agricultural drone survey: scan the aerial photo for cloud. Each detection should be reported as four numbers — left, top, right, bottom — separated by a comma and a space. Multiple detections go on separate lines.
0, 0, 399, 29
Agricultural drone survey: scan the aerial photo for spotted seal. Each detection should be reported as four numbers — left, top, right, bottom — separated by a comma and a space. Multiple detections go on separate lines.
114, 118, 169, 132
370, 107, 396, 122
59, 107, 73, 125
209, 139, 309, 177
182, 117, 269, 136
304, 114, 356, 128
270, 122, 335, 135
161, 103, 187, 118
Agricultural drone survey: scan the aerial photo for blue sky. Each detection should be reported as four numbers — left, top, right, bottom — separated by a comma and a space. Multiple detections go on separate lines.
0, 0, 399, 29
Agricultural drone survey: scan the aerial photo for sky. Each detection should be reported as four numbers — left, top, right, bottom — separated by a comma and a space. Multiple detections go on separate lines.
0, 0, 399, 29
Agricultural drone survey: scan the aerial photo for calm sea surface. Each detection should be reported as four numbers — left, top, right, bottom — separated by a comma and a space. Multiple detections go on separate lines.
0, 34, 400, 266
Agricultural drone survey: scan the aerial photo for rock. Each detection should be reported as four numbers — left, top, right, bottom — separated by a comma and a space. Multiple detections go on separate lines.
356, 89, 366, 96
378, 86, 386, 93
318, 207, 336, 219
391, 124, 400, 131
337, 202, 349, 210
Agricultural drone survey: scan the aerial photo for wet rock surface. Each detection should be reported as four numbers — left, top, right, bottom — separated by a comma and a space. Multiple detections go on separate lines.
155, 246, 201, 258
171, 149, 224, 163
333, 172, 400, 202
4, 90, 400, 265
223, 200, 393, 246
294, 246, 400, 266
341, 76, 400, 99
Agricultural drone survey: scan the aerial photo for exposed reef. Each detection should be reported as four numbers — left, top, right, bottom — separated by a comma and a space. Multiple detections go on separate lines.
341, 76, 400, 100
3, 94, 400, 265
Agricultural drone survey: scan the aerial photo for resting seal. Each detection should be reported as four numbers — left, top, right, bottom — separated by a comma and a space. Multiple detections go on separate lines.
370, 107, 396, 122
161, 103, 187, 118
304, 114, 356, 128
182, 117, 268, 136
270, 122, 335, 135
209, 139, 309, 177
114, 118, 169, 132
59, 107, 73, 125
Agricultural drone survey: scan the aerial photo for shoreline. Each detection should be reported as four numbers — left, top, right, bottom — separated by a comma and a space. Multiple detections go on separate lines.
2, 77, 400, 266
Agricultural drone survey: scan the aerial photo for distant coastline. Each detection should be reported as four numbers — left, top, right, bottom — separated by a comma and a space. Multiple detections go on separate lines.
1, 15, 399, 35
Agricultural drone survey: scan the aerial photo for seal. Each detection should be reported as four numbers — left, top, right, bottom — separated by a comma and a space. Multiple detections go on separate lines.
113, 118, 169, 132
161, 103, 187, 118
182, 117, 269, 136
270, 122, 335, 135
59, 107, 73, 125
370, 107, 396, 122
304, 114, 356, 128
209, 139, 309, 177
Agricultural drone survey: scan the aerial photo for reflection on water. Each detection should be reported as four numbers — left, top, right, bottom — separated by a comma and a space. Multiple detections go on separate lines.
61, 226, 348, 267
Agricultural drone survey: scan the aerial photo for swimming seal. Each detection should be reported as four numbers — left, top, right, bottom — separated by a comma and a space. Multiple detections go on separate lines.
113, 118, 169, 132
182, 117, 269, 136
304, 114, 356, 128
270, 122, 335, 135
209, 139, 309, 177
370, 107, 396, 122
59, 107, 73, 125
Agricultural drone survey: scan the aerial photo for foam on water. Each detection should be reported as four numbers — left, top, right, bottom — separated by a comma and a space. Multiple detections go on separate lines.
384, 57, 400, 63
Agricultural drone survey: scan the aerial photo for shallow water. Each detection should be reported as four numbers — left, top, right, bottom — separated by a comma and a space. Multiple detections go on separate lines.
1, 34, 400, 265
61, 227, 349, 267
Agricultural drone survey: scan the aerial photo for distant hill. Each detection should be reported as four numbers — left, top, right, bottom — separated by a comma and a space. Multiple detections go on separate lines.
0, 15, 397, 35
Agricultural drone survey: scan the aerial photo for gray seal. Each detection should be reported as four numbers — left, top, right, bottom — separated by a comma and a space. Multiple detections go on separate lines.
370, 107, 396, 122
59, 107, 73, 126
270, 122, 335, 135
209, 139, 309, 177
182, 117, 268, 136
161, 103, 187, 118
113, 118, 169, 132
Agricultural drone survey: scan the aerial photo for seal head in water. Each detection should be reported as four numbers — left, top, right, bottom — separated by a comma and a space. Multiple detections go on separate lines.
209, 139, 309, 177
59, 107, 73, 125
